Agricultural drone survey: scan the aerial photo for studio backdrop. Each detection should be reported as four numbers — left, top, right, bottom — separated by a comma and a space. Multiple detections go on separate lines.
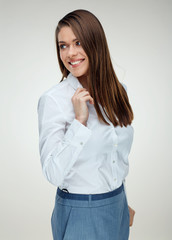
0, 0, 171, 239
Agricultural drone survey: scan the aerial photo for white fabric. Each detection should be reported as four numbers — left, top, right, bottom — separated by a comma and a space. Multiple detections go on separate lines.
37, 73, 134, 194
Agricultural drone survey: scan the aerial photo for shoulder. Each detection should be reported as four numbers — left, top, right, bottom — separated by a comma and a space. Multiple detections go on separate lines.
121, 82, 127, 92
38, 74, 75, 106
39, 77, 68, 99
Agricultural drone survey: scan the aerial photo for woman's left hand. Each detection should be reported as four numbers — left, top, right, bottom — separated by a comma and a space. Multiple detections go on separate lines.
128, 205, 135, 227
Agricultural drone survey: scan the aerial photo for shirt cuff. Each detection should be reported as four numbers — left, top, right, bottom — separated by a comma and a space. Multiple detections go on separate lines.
63, 118, 92, 147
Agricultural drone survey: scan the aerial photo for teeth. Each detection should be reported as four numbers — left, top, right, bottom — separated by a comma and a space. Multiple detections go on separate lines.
70, 60, 83, 65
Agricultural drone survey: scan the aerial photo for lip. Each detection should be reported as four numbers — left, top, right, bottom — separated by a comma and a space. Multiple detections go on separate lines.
69, 59, 85, 68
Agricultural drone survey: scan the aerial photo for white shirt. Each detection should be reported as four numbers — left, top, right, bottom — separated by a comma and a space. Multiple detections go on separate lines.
37, 73, 134, 194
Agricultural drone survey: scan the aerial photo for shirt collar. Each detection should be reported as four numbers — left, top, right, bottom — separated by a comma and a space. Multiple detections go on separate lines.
67, 72, 104, 110
67, 73, 84, 90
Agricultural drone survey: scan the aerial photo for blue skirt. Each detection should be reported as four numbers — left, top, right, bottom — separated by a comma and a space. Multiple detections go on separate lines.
51, 184, 130, 240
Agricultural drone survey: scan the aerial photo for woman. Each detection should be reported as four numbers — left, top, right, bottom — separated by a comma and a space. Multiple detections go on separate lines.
37, 9, 135, 240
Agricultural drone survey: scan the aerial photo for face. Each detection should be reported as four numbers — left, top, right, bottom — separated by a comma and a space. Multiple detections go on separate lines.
58, 26, 89, 81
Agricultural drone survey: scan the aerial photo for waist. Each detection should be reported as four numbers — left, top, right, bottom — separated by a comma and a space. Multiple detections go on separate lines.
57, 183, 124, 201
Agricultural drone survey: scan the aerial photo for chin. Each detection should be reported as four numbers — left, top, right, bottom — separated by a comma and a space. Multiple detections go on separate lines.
71, 71, 86, 78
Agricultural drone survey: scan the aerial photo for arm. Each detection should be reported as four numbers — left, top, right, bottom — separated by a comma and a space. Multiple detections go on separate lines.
37, 94, 92, 186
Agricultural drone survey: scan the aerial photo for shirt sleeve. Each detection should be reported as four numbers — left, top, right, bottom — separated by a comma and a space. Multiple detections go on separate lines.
37, 94, 92, 187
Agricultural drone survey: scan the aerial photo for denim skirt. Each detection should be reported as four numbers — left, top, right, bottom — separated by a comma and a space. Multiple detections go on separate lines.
51, 184, 130, 240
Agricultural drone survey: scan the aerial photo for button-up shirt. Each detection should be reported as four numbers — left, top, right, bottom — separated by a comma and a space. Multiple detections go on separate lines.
37, 73, 134, 194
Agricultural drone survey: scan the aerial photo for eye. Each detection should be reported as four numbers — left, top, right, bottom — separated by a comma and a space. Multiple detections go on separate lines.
76, 41, 81, 46
59, 44, 66, 49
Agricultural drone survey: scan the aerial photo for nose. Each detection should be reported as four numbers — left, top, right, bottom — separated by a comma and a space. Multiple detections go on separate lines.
67, 45, 77, 58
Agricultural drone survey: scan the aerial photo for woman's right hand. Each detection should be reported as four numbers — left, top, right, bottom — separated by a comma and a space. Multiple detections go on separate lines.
128, 205, 135, 227
71, 88, 94, 126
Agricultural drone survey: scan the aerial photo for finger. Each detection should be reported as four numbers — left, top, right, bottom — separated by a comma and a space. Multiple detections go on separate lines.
76, 91, 90, 98
76, 87, 88, 92
89, 98, 94, 104
73, 88, 88, 96
72, 93, 90, 103
73, 88, 94, 104
80, 95, 93, 103
129, 210, 135, 226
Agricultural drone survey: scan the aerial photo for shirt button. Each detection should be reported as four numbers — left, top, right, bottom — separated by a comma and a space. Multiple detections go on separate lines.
80, 142, 83, 145
113, 160, 115, 163
114, 144, 118, 147
114, 178, 116, 181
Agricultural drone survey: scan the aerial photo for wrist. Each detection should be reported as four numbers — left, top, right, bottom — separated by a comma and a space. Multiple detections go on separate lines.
75, 118, 87, 126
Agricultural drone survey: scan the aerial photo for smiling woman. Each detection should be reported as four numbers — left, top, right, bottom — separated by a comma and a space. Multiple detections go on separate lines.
37, 9, 135, 240
55, 10, 134, 127
58, 26, 89, 88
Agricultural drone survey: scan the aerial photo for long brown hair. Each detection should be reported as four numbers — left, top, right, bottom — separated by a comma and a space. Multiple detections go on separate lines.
55, 9, 134, 127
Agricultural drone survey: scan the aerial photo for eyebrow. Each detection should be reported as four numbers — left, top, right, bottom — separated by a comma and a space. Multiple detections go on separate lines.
58, 38, 78, 44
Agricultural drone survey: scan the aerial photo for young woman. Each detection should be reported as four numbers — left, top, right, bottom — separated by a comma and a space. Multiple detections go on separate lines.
37, 9, 135, 240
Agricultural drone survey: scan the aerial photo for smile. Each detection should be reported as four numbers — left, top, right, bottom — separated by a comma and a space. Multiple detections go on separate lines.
69, 59, 85, 67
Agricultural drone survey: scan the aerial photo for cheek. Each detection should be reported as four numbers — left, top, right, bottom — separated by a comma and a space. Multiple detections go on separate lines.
83, 53, 89, 65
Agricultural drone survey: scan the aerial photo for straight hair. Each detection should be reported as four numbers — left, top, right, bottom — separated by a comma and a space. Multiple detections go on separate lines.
55, 9, 134, 127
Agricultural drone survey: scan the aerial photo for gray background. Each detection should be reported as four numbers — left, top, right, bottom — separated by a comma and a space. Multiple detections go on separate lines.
1, 0, 172, 239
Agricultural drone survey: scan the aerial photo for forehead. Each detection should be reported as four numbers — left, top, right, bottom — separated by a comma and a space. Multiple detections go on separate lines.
58, 26, 77, 42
